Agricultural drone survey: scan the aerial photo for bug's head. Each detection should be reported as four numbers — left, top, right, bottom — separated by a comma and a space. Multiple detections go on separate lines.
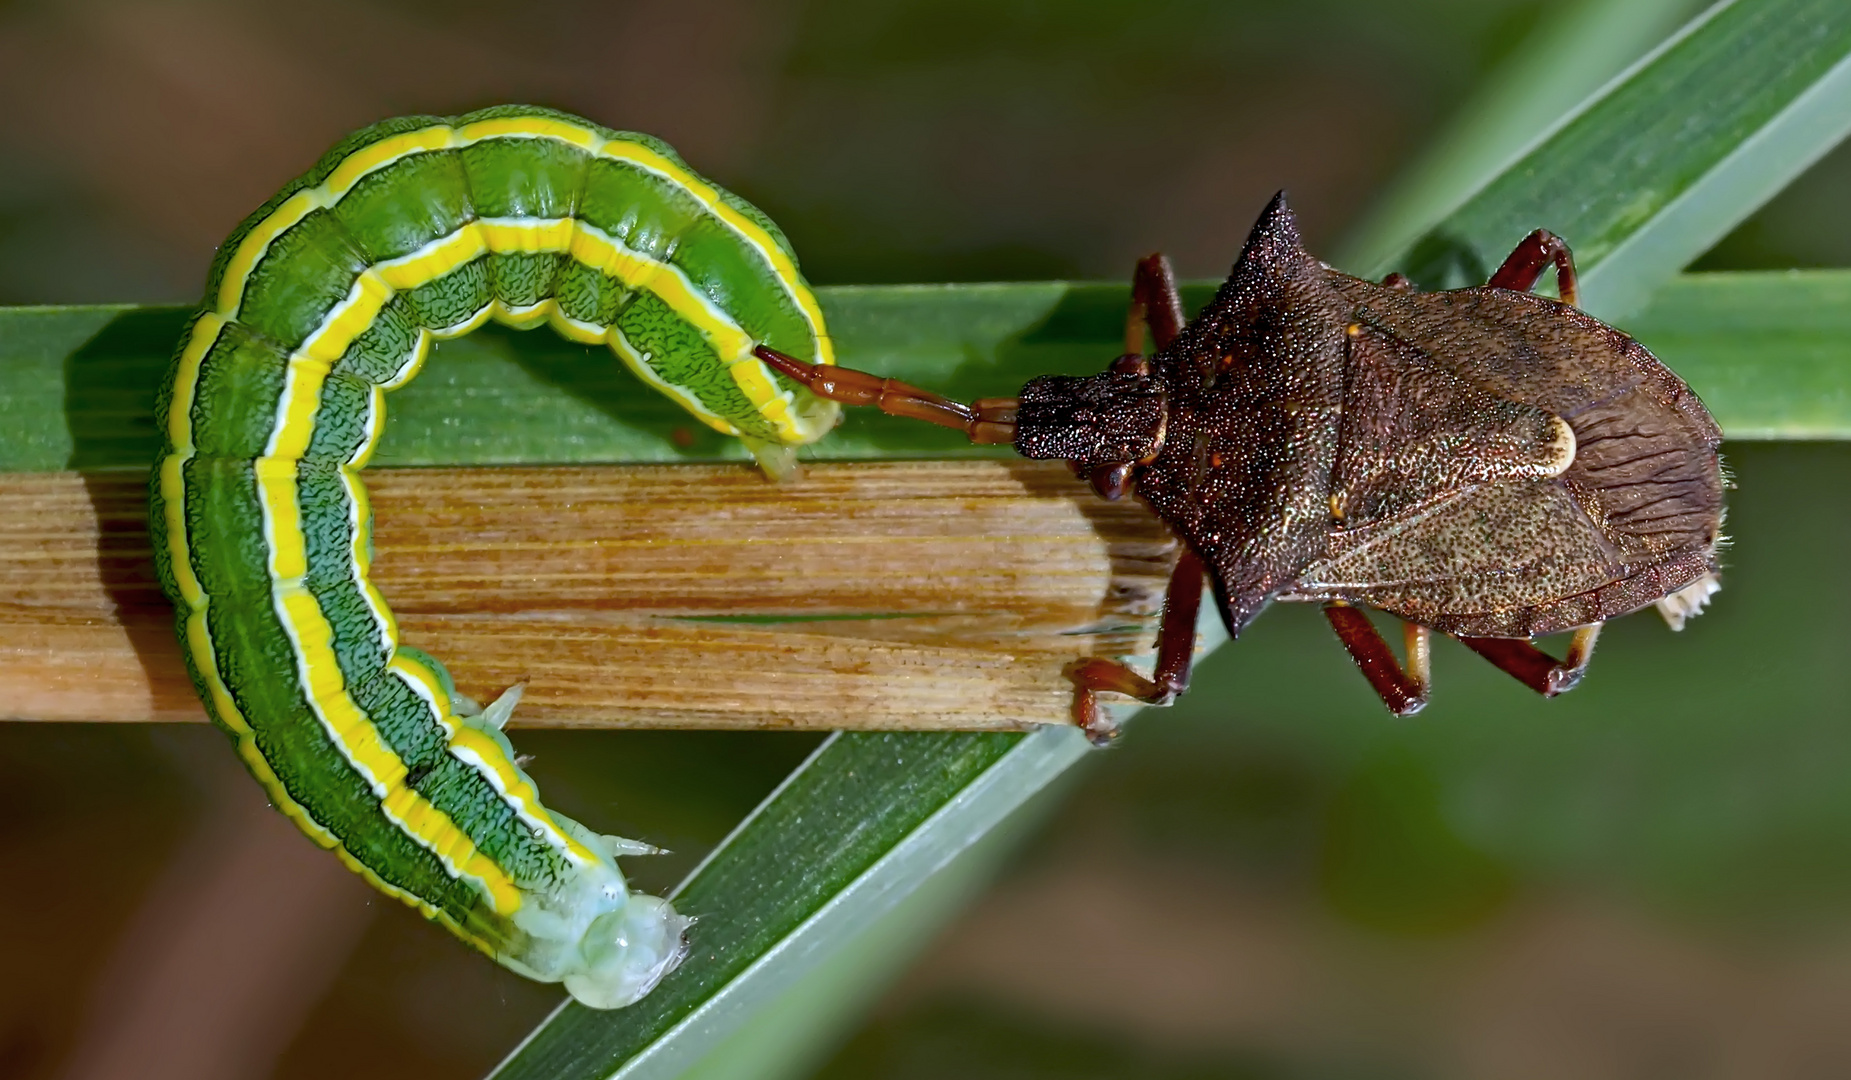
1014, 356, 1168, 500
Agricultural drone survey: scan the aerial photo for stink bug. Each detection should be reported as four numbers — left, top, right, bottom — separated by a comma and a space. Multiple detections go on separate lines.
761, 194, 1725, 741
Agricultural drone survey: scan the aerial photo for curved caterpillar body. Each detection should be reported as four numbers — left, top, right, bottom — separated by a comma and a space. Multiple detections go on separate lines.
150, 106, 838, 1008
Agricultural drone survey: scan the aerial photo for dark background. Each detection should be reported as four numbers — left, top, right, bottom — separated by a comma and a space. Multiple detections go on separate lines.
2, 1, 1848, 1078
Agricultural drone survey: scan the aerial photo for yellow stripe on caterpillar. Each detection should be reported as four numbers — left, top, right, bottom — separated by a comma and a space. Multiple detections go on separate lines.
154, 108, 843, 1009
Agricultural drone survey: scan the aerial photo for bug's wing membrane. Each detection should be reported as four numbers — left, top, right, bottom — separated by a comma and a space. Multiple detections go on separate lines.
1289, 479, 1626, 637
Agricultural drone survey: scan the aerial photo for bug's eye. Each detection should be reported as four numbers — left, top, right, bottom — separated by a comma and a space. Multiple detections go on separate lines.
1089, 463, 1134, 501
1110, 354, 1152, 377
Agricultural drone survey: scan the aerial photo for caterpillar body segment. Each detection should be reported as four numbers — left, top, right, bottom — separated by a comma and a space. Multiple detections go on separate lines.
151, 106, 838, 1006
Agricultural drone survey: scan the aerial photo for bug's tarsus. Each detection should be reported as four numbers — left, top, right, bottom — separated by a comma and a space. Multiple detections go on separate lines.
1068, 547, 1207, 744
1488, 229, 1580, 308
1457, 623, 1603, 697
755, 345, 1018, 444
1322, 602, 1430, 716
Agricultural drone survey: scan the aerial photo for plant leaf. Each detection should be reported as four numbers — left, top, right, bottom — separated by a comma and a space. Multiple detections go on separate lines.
489, 728, 1089, 1080
1625, 270, 1851, 439
14, 286, 1154, 473
1337, 0, 1705, 274
10, 270, 1846, 480
1386, 0, 1851, 320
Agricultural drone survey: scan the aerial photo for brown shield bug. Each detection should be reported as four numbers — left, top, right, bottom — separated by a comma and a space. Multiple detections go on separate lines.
759, 193, 1726, 742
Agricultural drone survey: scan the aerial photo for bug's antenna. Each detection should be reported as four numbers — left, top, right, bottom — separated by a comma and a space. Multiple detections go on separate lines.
755, 345, 1018, 444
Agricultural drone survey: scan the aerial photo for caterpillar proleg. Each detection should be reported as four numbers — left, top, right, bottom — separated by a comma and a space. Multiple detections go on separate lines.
149, 106, 838, 1007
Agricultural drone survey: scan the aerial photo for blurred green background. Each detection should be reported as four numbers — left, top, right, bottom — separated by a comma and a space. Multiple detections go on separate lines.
2, 1, 1848, 1078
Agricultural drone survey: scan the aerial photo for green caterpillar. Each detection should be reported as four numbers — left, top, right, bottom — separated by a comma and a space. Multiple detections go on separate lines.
149, 106, 838, 1007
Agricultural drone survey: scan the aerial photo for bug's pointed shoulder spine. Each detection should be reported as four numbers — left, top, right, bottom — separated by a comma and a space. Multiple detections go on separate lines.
1249, 189, 1302, 249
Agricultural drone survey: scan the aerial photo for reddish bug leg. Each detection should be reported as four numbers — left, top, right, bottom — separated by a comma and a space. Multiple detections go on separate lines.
1087, 255, 1183, 502
1127, 253, 1186, 353
1322, 602, 1431, 716
1066, 548, 1206, 745
1060, 252, 1198, 742
755, 346, 1019, 444
1457, 623, 1603, 697
766, 253, 1197, 745
1488, 229, 1580, 308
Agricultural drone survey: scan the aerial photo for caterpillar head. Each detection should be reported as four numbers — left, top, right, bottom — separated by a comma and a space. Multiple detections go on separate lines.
563, 894, 693, 1009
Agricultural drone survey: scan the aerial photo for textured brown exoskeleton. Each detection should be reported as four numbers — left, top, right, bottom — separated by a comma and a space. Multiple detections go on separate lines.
759, 194, 1726, 742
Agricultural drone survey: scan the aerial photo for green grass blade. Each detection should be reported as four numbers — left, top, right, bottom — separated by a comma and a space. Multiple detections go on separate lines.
1338, 0, 1703, 275
5, 270, 1844, 479
5, 285, 1167, 473
1624, 270, 1851, 439
669, 792, 1061, 1080
1387, 0, 1851, 320
488, 728, 1088, 1080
